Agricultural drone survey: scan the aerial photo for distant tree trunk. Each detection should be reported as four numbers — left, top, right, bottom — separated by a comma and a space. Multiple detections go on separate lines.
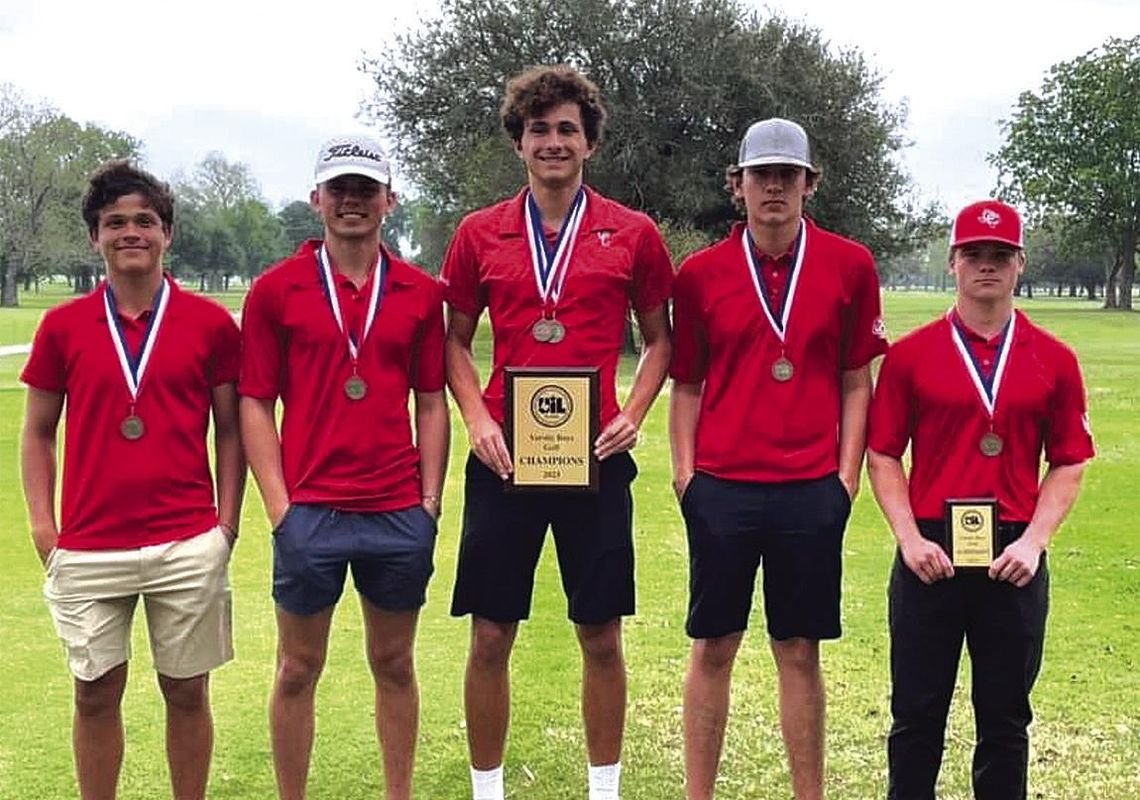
1104, 253, 1121, 308
2, 264, 20, 307
1118, 228, 1136, 311
199, 274, 207, 292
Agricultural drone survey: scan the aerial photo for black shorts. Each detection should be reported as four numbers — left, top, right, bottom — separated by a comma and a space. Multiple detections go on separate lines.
450, 451, 638, 625
273, 503, 437, 615
681, 471, 851, 641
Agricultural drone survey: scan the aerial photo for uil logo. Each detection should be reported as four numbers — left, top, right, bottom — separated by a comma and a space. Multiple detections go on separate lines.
979, 209, 1002, 228
531, 385, 574, 428
960, 510, 985, 532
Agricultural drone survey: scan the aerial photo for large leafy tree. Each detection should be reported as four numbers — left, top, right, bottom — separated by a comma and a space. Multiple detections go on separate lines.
0, 86, 138, 305
994, 36, 1139, 309
362, 0, 921, 268
172, 153, 289, 287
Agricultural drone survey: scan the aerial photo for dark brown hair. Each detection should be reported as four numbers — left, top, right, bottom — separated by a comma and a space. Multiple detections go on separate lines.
82, 161, 175, 238
501, 65, 607, 147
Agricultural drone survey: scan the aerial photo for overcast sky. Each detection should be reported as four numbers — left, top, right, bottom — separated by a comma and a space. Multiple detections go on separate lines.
1, 0, 1136, 213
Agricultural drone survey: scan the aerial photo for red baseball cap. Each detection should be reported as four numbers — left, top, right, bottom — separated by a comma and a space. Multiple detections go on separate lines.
950, 200, 1023, 248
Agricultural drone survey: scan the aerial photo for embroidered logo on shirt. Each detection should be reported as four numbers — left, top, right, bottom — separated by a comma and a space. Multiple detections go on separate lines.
597, 231, 612, 247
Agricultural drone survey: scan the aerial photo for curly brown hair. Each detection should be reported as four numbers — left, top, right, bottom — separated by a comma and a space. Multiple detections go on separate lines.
500, 65, 607, 147
82, 161, 175, 238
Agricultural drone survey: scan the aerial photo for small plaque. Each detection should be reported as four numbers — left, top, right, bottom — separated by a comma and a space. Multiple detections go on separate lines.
504, 367, 599, 492
944, 498, 998, 569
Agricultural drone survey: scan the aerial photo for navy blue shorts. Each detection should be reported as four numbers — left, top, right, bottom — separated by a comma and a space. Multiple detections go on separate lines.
450, 451, 637, 625
272, 503, 437, 615
681, 471, 851, 641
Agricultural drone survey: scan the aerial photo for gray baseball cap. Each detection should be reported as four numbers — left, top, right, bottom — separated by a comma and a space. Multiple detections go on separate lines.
314, 134, 391, 185
737, 118, 816, 172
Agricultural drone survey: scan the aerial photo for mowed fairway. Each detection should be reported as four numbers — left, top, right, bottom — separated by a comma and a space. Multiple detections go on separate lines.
0, 288, 1136, 799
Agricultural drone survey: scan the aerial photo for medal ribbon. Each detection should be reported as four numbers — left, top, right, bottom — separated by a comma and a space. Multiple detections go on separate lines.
947, 311, 1015, 417
316, 244, 387, 361
524, 187, 587, 309
741, 221, 806, 343
104, 276, 170, 402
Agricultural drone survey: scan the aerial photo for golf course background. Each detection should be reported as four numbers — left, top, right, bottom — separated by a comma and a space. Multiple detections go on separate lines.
0, 286, 1136, 799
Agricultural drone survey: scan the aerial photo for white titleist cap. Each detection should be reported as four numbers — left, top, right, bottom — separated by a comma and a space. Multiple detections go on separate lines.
737, 118, 816, 172
314, 135, 391, 185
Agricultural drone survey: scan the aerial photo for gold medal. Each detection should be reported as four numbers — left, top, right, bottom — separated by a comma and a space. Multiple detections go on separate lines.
979, 431, 1003, 457
771, 357, 794, 382
532, 319, 554, 342
546, 319, 566, 343
344, 375, 368, 400
120, 415, 145, 441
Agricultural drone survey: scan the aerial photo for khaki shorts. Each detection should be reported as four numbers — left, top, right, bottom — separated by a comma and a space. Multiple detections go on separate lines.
43, 526, 234, 682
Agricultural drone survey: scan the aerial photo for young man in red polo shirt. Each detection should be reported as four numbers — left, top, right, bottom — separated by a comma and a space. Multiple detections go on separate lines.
442, 65, 673, 800
867, 200, 1093, 800
240, 136, 448, 800
21, 161, 244, 800
670, 118, 888, 800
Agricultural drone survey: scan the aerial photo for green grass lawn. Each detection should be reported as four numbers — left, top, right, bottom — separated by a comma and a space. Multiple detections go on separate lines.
0, 291, 1136, 799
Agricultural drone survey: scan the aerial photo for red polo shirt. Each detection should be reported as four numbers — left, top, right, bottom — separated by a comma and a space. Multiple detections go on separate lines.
441, 186, 673, 426
240, 240, 445, 512
21, 279, 240, 550
671, 219, 888, 482
867, 310, 1095, 522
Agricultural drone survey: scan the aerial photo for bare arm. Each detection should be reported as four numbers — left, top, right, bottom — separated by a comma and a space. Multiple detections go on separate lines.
837, 364, 873, 500
211, 383, 246, 541
445, 307, 511, 479
867, 448, 954, 583
21, 388, 64, 564
414, 389, 450, 518
990, 461, 1087, 586
595, 304, 672, 460
668, 380, 702, 500
239, 396, 290, 527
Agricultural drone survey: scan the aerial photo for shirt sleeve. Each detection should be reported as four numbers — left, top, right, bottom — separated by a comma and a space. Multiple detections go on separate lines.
440, 219, 486, 316
209, 305, 242, 387
841, 249, 890, 370
21, 310, 67, 393
866, 344, 912, 458
1044, 345, 1095, 466
411, 278, 446, 393
669, 259, 708, 384
238, 273, 283, 400
630, 219, 673, 313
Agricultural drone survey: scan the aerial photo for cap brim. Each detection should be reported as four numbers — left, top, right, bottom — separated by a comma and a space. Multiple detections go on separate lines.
951, 234, 1023, 249
314, 164, 390, 185
738, 155, 816, 172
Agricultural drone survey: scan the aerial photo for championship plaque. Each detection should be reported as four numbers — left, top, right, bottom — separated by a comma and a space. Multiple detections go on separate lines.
944, 498, 998, 569
504, 367, 599, 492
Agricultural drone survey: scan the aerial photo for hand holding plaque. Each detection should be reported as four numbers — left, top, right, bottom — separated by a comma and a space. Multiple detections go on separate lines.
944, 498, 998, 569
504, 367, 600, 492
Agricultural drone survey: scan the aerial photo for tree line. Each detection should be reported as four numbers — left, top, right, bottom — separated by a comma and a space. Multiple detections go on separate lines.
2, 4, 1135, 310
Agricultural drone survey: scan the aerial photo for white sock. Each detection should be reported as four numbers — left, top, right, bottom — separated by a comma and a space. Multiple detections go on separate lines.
588, 761, 621, 800
471, 765, 504, 800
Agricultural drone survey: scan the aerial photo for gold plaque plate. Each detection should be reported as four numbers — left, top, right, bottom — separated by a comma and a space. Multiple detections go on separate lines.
504, 367, 599, 492
945, 498, 998, 569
